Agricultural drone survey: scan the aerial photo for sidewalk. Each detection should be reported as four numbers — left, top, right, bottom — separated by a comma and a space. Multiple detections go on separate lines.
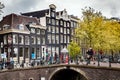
79, 61, 120, 68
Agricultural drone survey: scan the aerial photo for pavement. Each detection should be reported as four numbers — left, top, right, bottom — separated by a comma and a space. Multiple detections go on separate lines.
78, 61, 120, 68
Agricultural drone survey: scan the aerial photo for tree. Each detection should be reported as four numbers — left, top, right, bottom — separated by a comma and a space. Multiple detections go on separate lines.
67, 41, 81, 59
102, 20, 120, 54
75, 6, 120, 57
75, 7, 104, 49
0, 2, 4, 15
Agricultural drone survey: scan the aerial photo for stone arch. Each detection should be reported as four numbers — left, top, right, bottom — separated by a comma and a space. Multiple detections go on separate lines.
48, 66, 88, 80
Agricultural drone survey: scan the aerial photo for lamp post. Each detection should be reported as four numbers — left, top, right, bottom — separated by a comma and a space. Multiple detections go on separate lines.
109, 55, 112, 67
97, 52, 100, 66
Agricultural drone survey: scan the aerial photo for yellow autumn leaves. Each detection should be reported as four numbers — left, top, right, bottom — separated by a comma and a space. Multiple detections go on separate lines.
75, 7, 120, 54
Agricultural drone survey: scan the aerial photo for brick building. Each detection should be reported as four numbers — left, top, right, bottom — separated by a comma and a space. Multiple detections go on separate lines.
0, 4, 80, 63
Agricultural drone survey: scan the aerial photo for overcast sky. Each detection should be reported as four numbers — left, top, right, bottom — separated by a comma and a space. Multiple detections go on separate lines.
1, 0, 120, 20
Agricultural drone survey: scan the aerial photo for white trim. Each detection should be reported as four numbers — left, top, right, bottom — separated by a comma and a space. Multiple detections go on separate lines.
29, 24, 46, 29
0, 29, 30, 34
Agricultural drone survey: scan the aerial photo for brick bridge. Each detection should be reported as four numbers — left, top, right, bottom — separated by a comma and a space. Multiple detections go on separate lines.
0, 64, 120, 80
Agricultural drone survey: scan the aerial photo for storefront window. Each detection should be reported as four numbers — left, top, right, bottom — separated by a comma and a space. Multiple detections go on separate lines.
19, 47, 23, 57
13, 47, 18, 57
36, 48, 40, 58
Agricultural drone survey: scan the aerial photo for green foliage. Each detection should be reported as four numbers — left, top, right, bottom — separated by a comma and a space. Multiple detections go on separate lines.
76, 7, 104, 48
67, 41, 81, 58
75, 7, 120, 55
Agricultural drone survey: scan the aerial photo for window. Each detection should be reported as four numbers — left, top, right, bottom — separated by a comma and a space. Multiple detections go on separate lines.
64, 35, 66, 43
19, 35, 24, 44
36, 29, 40, 34
31, 36, 36, 44
56, 20, 59, 25
31, 28, 35, 33
41, 30, 45, 35
13, 47, 18, 57
64, 22, 66, 27
8, 34, 12, 44
48, 26, 51, 32
47, 18, 51, 24
60, 35, 63, 43
56, 27, 59, 33
52, 35, 55, 44
48, 35, 51, 44
67, 22, 70, 27
64, 28, 66, 34
36, 48, 40, 58
60, 21, 63, 25
52, 19, 55, 25
60, 27, 63, 33
3, 35, 7, 44
51, 12, 55, 17
25, 36, 29, 45
67, 29, 70, 34
25, 47, 29, 58
19, 47, 23, 57
56, 47, 59, 54
51, 26, 55, 33
18, 24, 24, 30
71, 29, 74, 35
71, 21, 74, 27
37, 37, 40, 44
13, 34, 18, 44
3, 24, 10, 30
41, 38, 45, 45
56, 35, 59, 44
67, 36, 70, 43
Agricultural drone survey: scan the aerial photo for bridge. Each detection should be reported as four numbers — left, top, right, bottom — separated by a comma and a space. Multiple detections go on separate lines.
0, 64, 120, 80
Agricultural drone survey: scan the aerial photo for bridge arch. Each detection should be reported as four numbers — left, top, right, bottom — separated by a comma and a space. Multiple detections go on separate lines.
49, 66, 88, 80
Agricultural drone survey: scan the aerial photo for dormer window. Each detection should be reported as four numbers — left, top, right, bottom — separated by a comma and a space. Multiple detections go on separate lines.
18, 24, 24, 30
36, 29, 40, 34
3, 24, 10, 30
31, 28, 35, 33
51, 12, 55, 17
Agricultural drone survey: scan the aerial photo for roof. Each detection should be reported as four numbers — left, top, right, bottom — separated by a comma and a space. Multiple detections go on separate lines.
21, 9, 49, 18
1, 13, 40, 27
0, 13, 46, 34
70, 15, 80, 20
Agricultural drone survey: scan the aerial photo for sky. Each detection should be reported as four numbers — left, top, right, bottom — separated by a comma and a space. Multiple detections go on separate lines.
1, 0, 120, 20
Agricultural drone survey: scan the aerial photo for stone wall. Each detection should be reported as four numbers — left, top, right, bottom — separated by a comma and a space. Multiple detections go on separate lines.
0, 65, 120, 80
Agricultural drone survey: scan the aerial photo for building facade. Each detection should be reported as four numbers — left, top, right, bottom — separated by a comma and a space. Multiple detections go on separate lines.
0, 4, 80, 63
22, 4, 80, 57
0, 14, 46, 63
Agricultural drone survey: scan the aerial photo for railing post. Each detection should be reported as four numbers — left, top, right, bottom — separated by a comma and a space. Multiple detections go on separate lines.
98, 53, 100, 66
109, 55, 111, 67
